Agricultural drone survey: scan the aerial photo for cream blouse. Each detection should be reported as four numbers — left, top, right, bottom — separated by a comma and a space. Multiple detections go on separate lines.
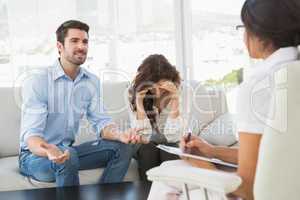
128, 90, 185, 143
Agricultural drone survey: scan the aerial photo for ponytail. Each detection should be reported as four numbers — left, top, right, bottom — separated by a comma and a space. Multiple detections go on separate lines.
241, 0, 300, 49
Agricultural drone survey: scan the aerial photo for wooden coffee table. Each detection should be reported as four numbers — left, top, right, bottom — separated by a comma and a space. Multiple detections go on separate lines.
0, 181, 151, 200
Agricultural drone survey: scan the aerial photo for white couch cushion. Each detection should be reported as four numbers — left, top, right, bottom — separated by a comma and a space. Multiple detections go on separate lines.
200, 113, 237, 146
101, 81, 131, 130
181, 81, 228, 135
0, 87, 21, 157
0, 156, 139, 192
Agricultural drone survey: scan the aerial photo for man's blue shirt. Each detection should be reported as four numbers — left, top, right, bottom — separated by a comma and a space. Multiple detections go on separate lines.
20, 59, 112, 149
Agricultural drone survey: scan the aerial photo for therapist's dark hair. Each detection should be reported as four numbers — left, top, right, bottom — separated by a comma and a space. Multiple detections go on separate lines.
241, 0, 300, 49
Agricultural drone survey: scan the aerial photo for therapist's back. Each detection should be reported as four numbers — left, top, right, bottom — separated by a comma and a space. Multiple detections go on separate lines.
236, 0, 300, 199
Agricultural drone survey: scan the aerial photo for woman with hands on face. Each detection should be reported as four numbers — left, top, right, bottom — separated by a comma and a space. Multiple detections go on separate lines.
128, 54, 184, 181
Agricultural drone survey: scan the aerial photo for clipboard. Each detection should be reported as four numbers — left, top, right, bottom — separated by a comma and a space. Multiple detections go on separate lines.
157, 144, 238, 168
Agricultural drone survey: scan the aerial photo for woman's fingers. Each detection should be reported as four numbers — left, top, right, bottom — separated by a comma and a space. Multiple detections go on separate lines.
158, 82, 177, 93
158, 80, 174, 87
180, 135, 188, 150
138, 87, 153, 95
186, 138, 203, 148
180, 134, 196, 149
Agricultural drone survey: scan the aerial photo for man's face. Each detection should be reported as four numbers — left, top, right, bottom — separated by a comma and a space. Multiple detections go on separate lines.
57, 28, 89, 65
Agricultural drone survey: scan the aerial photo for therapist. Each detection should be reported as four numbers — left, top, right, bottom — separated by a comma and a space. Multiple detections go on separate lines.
147, 0, 300, 199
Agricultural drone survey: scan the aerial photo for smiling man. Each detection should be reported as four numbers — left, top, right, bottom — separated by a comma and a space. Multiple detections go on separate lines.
19, 20, 142, 187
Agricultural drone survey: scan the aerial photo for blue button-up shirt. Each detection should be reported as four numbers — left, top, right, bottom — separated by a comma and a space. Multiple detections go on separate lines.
20, 59, 112, 149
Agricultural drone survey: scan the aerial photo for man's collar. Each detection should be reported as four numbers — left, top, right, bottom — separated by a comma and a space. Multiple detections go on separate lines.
52, 59, 65, 81
52, 59, 90, 81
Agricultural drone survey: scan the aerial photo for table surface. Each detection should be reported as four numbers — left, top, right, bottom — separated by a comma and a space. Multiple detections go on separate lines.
0, 181, 151, 200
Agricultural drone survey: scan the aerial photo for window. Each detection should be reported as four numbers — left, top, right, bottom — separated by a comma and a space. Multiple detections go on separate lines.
0, 0, 10, 86
190, 0, 249, 112
5, 0, 78, 86
0, 0, 177, 86
98, 0, 176, 81
191, 0, 247, 83
1, 0, 249, 93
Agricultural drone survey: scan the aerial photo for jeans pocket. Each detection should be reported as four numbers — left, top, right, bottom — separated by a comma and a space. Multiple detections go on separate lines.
19, 150, 32, 176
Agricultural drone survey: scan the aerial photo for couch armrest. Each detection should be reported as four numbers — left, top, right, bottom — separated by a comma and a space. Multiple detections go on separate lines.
147, 165, 242, 194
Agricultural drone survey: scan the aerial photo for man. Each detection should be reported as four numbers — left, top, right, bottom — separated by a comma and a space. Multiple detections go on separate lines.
19, 20, 142, 187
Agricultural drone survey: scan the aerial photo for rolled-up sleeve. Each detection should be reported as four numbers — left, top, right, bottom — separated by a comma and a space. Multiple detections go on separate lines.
20, 77, 48, 145
236, 81, 270, 135
86, 80, 113, 137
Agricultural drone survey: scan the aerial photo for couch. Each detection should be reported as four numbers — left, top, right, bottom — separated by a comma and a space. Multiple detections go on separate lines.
0, 81, 236, 191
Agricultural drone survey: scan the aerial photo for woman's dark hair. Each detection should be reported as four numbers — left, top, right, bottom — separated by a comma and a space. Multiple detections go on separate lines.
129, 54, 181, 133
241, 0, 300, 49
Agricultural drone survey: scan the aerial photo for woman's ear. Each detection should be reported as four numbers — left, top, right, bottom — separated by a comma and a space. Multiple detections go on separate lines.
245, 29, 274, 59
244, 31, 262, 59
244, 30, 253, 58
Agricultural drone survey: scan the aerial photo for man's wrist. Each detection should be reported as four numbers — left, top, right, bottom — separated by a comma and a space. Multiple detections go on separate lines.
111, 127, 123, 142
110, 125, 123, 142
115, 131, 123, 142
39, 143, 54, 158
40, 143, 50, 152
102, 123, 122, 141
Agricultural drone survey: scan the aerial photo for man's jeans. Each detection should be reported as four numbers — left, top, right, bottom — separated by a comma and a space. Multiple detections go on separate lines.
19, 139, 133, 187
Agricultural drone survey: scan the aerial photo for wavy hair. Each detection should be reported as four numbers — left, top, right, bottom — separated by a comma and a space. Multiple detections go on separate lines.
129, 54, 181, 133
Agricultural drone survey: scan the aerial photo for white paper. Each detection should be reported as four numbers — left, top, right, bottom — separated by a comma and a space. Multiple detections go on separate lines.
157, 145, 238, 168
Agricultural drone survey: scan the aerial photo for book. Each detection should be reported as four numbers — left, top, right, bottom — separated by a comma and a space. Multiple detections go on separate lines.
157, 144, 238, 168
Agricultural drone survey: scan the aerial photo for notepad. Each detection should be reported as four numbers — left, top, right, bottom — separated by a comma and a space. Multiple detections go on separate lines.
157, 144, 238, 168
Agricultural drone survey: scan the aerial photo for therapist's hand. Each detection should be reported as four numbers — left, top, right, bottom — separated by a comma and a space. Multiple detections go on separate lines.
180, 135, 215, 158
179, 135, 217, 170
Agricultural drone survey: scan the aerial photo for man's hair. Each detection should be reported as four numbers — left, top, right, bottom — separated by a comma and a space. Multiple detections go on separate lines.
56, 20, 89, 44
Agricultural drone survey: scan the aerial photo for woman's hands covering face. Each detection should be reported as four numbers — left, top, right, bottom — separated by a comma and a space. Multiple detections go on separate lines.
156, 80, 178, 95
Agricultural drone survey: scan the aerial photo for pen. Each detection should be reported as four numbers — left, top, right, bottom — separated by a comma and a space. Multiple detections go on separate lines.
184, 132, 192, 153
